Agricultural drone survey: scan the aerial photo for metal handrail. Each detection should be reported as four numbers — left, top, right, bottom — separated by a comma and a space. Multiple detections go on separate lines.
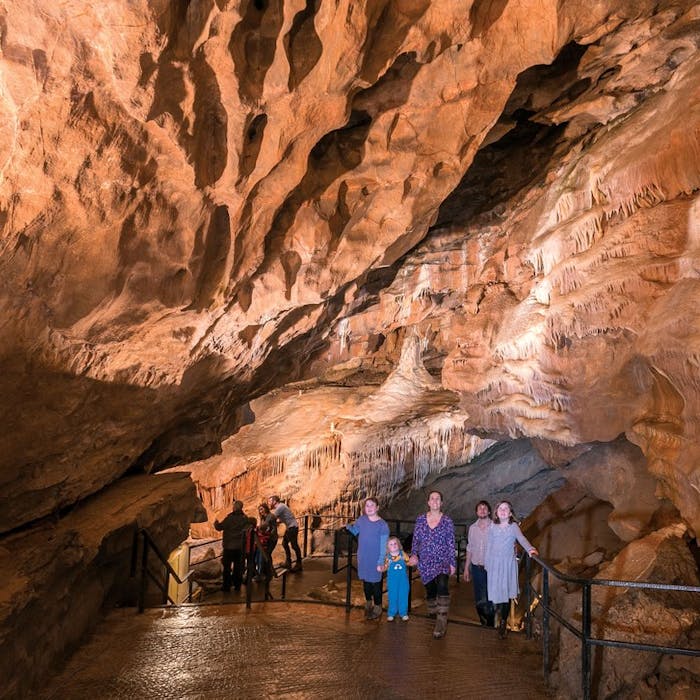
131, 528, 196, 613
524, 553, 700, 700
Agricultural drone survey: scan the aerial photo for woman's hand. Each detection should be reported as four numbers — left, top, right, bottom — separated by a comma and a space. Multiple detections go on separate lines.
463, 567, 470, 582
449, 564, 456, 576
377, 564, 385, 573
408, 554, 418, 567
529, 547, 539, 557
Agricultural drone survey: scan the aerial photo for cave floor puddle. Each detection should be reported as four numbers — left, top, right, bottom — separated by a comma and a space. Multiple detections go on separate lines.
40, 557, 549, 699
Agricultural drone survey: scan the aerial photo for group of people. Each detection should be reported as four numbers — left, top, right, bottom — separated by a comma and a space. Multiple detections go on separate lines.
213, 494, 303, 592
346, 491, 537, 639
214, 490, 537, 640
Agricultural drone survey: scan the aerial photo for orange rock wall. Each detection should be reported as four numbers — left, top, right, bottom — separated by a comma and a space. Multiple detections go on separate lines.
1, 1, 699, 535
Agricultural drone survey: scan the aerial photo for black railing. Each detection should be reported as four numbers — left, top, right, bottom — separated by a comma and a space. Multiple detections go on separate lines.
130, 528, 196, 613
332, 528, 356, 611
524, 553, 700, 700
243, 529, 290, 608
187, 536, 221, 566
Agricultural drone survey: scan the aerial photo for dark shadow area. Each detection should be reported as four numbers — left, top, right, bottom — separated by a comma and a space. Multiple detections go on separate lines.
434, 111, 567, 228
0, 354, 168, 532
285, 0, 322, 91
237, 112, 268, 182
230, 0, 285, 104
434, 41, 588, 229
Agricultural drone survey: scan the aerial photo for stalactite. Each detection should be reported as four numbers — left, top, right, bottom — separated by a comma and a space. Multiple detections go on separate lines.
194, 478, 238, 512
337, 318, 350, 353
345, 423, 495, 504
260, 453, 286, 480
303, 435, 342, 472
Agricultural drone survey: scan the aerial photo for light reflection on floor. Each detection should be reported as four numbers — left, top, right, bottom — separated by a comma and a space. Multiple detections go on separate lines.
41, 602, 547, 700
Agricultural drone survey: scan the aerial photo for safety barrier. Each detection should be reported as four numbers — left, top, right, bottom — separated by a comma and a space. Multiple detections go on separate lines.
524, 554, 700, 700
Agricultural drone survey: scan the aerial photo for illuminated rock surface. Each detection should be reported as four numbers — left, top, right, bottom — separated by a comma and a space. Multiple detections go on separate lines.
1, 0, 699, 695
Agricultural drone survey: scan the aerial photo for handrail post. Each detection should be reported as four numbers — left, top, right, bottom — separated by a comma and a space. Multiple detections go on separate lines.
542, 568, 550, 684
332, 529, 340, 574
345, 534, 353, 613
582, 582, 592, 700
455, 537, 462, 586
138, 532, 148, 614
130, 528, 139, 577
162, 569, 170, 605
303, 515, 309, 558
525, 553, 532, 639
245, 547, 253, 610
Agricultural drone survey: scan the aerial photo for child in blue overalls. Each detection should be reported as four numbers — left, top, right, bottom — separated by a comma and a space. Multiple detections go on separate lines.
378, 536, 410, 621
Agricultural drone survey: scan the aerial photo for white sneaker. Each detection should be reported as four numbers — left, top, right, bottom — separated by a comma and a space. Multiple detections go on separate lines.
386, 615, 395, 621
401, 615, 409, 621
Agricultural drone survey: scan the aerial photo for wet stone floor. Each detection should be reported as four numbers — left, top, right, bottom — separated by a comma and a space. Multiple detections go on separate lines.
40, 602, 549, 700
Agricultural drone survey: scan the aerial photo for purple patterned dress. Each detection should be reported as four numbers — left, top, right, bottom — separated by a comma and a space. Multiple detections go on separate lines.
411, 513, 456, 584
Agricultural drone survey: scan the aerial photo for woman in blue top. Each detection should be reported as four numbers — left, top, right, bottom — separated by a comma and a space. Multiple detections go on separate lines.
408, 490, 456, 638
345, 497, 390, 620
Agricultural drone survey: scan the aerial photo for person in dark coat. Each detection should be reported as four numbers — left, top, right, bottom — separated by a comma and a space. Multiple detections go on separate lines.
214, 500, 256, 592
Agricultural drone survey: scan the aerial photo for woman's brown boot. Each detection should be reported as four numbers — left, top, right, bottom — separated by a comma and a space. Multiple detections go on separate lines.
433, 595, 450, 638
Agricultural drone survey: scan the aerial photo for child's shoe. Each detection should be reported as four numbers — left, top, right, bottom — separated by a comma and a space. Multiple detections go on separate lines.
401, 615, 409, 621
386, 615, 395, 621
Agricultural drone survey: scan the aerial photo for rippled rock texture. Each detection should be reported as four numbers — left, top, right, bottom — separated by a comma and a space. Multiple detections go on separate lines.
2, 0, 700, 694
1, 0, 699, 570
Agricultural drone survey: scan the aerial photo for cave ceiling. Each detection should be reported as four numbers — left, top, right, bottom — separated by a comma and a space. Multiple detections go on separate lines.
1, 0, 699, 536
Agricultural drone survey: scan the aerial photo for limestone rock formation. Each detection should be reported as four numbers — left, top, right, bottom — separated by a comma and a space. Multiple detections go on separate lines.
551, 523, 700, 699
1, 0, 699, 535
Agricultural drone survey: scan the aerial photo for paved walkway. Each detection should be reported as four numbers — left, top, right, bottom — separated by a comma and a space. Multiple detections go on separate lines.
41, 603, 548, 700
40, 557, 549, 699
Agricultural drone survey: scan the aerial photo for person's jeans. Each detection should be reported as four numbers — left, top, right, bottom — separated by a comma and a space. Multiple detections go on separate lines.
282, 525, 302, 565
470, 563, 494, 625
222, 548, 244, 591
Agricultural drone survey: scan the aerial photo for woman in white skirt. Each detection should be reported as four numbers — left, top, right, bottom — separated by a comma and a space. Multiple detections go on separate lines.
485, 501, 538, 638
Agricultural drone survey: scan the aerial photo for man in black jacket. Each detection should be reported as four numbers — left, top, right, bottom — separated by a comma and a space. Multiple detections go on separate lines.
214, 500, 255, 592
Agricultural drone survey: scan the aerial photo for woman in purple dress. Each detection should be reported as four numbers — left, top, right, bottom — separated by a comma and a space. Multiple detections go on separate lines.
408, 490, 456, 638
345, 497, 390, 620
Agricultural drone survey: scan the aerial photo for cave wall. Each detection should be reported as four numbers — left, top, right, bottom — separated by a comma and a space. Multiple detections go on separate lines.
0, 473, 205, 698
2, 1, 700, 694
1, 0, 699, 555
